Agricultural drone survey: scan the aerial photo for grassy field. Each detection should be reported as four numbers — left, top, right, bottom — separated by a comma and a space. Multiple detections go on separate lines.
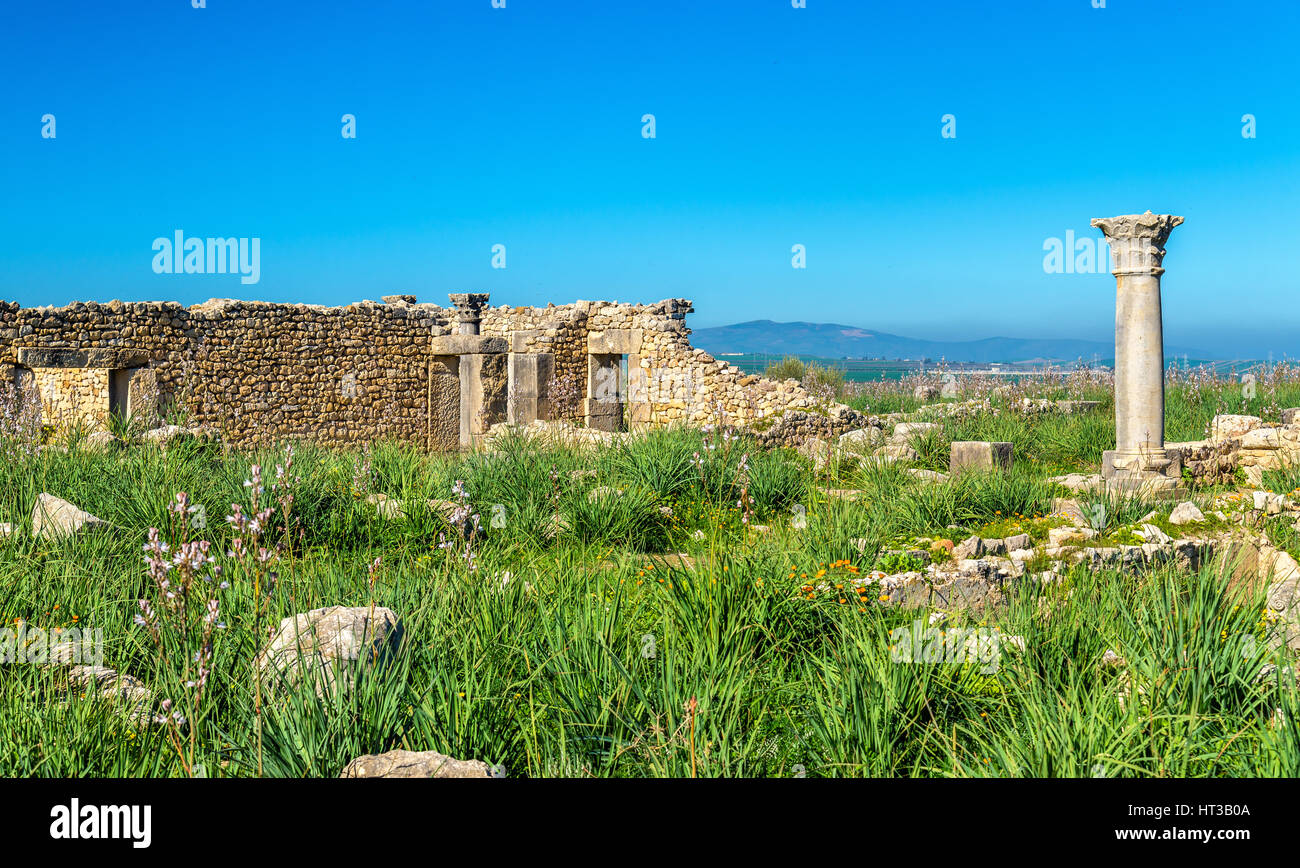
2, 369, 1299, 778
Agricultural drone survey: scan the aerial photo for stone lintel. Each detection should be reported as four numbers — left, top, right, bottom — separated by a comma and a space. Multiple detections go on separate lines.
429, 335, 507, 356
16, 347, 149, 369
588, 329, 643, 355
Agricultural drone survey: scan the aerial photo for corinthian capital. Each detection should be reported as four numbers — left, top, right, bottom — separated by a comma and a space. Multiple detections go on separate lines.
1090, 211, 1184, 276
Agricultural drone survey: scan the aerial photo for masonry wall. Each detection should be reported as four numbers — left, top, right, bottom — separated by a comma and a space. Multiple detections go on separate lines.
0, 296, 865, 449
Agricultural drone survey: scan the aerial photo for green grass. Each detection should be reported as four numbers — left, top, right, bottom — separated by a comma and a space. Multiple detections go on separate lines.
1, 376, 1297, 778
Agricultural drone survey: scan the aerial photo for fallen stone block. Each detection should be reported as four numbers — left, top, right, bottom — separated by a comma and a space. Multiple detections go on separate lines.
1253, 491, 1286, 515
949, 441, 1012, 475
1136, 524, 1173, 545
953, 535, 985, 560
838, 427, 884, 453
1048, 526, 1096, 546
1239, 428, 1282, 449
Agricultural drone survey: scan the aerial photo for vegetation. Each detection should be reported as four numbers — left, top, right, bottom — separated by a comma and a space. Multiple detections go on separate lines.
1, 369, 1297, 777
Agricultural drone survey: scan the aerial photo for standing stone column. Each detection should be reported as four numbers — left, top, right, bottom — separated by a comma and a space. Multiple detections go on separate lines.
431, 293, 507, 449
1090, 211, 1183, 487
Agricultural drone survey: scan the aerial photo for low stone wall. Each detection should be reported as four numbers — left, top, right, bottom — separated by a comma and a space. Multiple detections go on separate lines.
1171, 412, 1300, 486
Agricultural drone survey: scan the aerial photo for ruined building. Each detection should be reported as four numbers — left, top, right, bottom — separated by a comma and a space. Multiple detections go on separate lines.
0, 293, 865, 450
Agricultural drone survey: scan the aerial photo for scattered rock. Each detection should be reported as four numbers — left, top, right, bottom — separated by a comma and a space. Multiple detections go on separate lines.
839, 427, 884, 453
1136, 524, 1173, 545
140, 425, 219, 448
1003, 533, 1032, 553
339, 749, 491, 779
1168, 501, 1205, 525
1049, 473, 1106, 493
1048, 526, 1096, 546
953, 535, 985, 560
31, 493, 114, 542
1253, 490, 1286, 515
1211, 414, 1263, 441
82, 431, 121, 453
256, 605, 403, 694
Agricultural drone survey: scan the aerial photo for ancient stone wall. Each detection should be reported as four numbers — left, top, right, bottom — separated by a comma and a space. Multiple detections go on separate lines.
0, 295, 864, 449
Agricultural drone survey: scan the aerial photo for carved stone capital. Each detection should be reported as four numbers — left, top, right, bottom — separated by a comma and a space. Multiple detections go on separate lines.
1090, 211, 1183, 276
448, 293, 490, 335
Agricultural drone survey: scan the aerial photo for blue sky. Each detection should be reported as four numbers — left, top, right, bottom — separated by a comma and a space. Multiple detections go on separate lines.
2, 0, 1297, 357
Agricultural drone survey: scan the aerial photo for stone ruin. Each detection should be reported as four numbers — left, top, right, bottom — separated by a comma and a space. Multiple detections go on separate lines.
1092, 210, 1186, 493
0, 293, 866, 450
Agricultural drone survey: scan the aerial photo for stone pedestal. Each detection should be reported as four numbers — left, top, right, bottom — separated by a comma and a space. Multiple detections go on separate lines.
1091, 211, 1183, 493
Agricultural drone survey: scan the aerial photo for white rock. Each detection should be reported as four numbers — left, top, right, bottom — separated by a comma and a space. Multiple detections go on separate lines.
1168, 501, 1205, 525
256, 605, 403, 694
340, 749, 491, 779
1136, 524, 1173, 545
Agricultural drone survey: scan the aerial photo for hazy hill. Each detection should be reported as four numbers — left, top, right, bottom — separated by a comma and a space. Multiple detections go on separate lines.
689, 320, 1215, 364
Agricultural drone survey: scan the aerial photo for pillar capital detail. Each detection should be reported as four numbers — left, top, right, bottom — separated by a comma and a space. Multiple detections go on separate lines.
448, 293, 490, 335
1090, 211, 1183, 276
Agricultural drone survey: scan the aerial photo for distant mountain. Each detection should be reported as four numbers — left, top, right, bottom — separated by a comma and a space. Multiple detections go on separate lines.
689, 320, 1216, 364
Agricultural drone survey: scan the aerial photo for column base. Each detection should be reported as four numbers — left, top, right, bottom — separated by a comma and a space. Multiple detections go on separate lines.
1102, 447, 1182, 480
1105, 469, 1183, 498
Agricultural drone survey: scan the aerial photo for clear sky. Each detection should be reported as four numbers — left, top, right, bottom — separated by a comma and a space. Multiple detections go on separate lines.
2, 0, 1297, 357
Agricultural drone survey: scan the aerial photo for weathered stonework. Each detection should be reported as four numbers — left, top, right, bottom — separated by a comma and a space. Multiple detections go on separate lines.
0, 294, 862, 450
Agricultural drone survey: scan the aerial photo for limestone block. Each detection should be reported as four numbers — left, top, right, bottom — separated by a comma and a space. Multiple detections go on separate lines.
507, 352, 553, 424
429, 335, 507, 355
1238, 427, 1281, 449
585, 397, 622, 432
1211, 414, 1263, 442
587, 328, 643, 355
949, 441, 1013, 474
